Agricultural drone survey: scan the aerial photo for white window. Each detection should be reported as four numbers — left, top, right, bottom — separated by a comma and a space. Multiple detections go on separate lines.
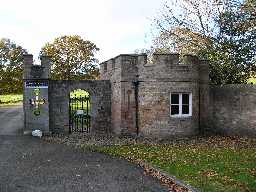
170, 93, 192, 117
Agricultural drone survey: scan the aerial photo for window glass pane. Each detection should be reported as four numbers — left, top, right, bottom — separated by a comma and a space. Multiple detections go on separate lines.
182, 105, 189, 114
182, 94, 189, 105
171, 94, 179, 104
171, 105, 179, 115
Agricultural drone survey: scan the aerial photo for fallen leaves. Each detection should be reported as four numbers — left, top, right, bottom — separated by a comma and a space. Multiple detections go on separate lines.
44, 134, 256, 192
200, 170, 218, 177
248, 168, 256, 176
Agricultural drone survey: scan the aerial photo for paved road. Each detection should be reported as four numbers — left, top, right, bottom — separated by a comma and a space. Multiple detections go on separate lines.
0, 105, 23, 135
0, 136, 168, 192
0, 106, 168, 192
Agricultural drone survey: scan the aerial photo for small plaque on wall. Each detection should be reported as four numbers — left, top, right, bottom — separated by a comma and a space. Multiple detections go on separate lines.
76, 110, 84, 115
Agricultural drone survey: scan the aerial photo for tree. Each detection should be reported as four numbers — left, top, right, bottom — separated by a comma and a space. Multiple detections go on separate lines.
210, 0, 256, 84
152, 0, 256, 84
41, 35, 100, 80
0, 38, 27, 94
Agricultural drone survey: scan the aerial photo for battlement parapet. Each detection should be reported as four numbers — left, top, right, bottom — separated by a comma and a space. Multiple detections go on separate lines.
23, 54, 51, 80
100, 53, 209, 83
100, 54, 138, 82
138, 53, 203, 82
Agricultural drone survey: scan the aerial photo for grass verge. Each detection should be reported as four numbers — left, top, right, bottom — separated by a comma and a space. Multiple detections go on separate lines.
93, 137, 256, 192
0, 94, 23, 106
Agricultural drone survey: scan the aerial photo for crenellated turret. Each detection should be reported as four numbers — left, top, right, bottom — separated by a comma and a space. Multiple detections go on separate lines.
100, 53, 208, 83
100, 52, 210, 137
23, 54, 51, 80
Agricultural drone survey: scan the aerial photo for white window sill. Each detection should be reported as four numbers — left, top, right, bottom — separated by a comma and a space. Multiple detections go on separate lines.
170, 115, 192, 118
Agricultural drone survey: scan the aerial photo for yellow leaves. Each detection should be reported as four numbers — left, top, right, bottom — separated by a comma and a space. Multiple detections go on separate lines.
200, 170, 218, 177
247, 168, 256, 176
41, 35, 99, 80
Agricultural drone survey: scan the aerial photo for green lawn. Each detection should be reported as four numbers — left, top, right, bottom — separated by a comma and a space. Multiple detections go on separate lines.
248, 78, 256, 84
70, 89, 90, 111
94, 137, 256, 192
0, 94, 23, 105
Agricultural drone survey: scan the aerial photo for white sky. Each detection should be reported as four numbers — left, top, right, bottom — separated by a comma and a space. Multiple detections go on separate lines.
0, 0, 163, 62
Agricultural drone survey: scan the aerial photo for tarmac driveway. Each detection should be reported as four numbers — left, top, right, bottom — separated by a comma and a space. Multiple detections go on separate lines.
0, 136, 168, 192
0, 105, 23, 135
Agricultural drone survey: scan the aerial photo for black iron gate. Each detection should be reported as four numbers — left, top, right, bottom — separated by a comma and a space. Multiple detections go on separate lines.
69, 95, 90, 133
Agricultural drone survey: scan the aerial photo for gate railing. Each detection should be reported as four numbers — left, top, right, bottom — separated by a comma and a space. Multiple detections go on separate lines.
69, 95, 90, 133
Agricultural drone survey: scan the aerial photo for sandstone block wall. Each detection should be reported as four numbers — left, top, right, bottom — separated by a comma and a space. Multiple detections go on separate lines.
138, 81, 200, 137
137, 54, 207, 137
137, 54, 200, 81
209, 85, 256, 136
198, 60, 210, 134
49, 80, 111, 134
101, 55, 138, 135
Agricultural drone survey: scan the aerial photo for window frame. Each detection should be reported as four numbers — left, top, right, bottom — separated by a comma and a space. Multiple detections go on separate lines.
170, 92, 192, 117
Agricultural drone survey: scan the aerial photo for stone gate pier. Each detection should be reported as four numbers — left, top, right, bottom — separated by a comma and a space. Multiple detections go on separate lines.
23, 55, 50, 135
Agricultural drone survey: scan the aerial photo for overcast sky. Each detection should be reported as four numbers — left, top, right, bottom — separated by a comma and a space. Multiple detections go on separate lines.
0, 0, 163, 62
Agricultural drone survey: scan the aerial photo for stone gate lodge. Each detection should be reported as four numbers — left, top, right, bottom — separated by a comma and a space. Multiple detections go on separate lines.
23, 54, 256, 138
